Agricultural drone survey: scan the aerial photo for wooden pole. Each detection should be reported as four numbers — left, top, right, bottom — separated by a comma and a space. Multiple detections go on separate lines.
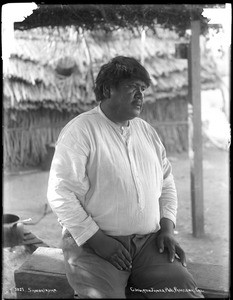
140, 27, 145, 65
188, 20, 204, 237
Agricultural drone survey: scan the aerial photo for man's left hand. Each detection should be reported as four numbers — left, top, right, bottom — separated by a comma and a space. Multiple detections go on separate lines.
157, 231, 187, 267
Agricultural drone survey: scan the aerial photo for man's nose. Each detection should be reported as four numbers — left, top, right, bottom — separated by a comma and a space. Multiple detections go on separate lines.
135, 92, 144, 101
135, 88, 144, 98
137, 86, 145, 93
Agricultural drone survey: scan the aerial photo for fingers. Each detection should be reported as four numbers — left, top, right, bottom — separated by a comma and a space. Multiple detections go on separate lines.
112, 254, 130, 271
175, 246, 187, 267
121, 246, 132, 267
115, 262, 124, 271
157, 235, 165, 253
157, 235, 183, 265
167, 243, 176, 263
110, 245, 132, 271
118, 248, 132, 270
162, 242, 187, 267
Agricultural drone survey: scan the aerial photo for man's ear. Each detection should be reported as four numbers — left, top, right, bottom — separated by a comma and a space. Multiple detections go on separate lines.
103, 85, 111, 98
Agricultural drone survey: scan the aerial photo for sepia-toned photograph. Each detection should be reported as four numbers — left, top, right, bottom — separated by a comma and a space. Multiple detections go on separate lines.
2, 3, 230, 299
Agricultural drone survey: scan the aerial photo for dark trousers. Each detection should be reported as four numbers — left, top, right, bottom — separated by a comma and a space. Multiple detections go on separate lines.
62, 229, 204, 298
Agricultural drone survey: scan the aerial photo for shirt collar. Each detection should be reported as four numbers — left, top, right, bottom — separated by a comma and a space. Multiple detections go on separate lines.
96, 104, 130, 133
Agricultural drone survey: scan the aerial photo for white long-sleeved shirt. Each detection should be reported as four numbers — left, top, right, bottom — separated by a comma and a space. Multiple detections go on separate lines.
47, 105, 178, 246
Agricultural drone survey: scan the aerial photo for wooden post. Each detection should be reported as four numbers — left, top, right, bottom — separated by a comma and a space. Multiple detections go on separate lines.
140, 27, 146, 65
188, 20, 204, 237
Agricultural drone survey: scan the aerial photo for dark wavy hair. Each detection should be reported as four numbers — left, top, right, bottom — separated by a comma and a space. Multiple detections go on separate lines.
94, 56, 151, 102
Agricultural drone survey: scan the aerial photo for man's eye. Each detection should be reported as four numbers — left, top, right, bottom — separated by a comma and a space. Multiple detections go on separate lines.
124, 85, 136, 91
129, 85, 137, 89
125, 84, 147, 92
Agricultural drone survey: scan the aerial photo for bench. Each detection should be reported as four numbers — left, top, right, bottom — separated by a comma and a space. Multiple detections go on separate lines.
14, 247, 229, 299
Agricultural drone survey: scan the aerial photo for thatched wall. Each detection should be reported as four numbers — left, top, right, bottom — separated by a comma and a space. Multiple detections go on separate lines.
4, 97, 188, 170
3, 25, 220, 170
141, 97, 188, 153
3, 108, 77, 170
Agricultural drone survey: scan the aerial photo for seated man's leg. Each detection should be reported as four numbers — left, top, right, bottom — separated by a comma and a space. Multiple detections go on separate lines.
61, 229, 130, 299
128, 233, 204, 299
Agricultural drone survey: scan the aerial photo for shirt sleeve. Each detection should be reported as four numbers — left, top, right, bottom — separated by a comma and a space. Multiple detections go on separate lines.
159, 145, 178, 227
47, 129, 99, 246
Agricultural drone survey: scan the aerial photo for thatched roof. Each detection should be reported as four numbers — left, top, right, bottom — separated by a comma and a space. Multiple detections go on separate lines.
14, 4, 214, 36
3, 25, 221, 112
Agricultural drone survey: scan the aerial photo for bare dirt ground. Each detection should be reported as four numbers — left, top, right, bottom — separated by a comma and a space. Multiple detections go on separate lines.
3, 145, 230, 298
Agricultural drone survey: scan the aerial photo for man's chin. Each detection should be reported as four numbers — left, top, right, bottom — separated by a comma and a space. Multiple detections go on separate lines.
129, 109, 141, 119
133, 106, 142, 114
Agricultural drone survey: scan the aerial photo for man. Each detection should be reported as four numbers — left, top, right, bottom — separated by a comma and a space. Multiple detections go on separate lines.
47, 56, 203, 298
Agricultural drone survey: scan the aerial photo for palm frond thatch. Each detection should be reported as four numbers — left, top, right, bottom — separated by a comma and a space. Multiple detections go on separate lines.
3, 23, 223, 169
3, 26, 220, 111
14, 4, 215, 36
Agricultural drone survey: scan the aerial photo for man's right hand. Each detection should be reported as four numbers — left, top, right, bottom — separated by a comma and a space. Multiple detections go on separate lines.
86, 229, 132, 271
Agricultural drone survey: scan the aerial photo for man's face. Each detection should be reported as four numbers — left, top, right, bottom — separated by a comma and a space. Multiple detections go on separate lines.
107, 79, 148, 122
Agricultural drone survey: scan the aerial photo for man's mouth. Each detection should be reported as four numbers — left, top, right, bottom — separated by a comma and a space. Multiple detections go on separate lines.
132, 101, 142, 109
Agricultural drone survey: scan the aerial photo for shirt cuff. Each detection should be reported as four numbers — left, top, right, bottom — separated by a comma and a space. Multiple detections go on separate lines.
73, 222, 100, 246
